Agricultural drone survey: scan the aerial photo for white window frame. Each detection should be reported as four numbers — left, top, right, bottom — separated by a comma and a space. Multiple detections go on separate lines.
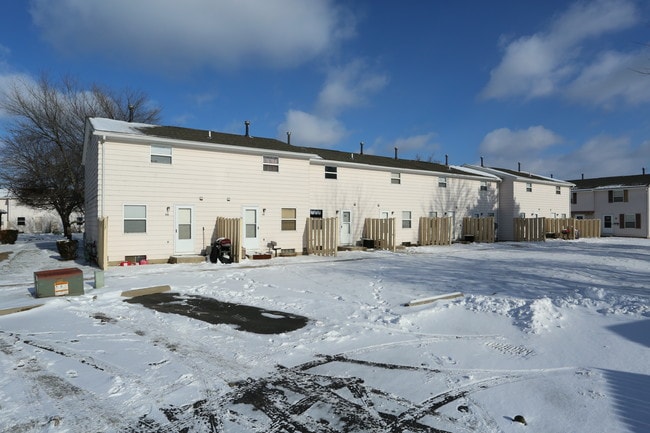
612, 190, 625, 202
151, 145, 172, 164
16, 216, 26, 226
263, 156, 279, 172
391, 172, 401, 184
556, 186, 561, 195
124, 204, 147, 234
526, 182, 532, 192
281, 208, 296, 231
624, 214, 637, 228
438, 177, 447, 188
480, 181, 488, 191
325, 166, 337, 179
402, 211, 412, 229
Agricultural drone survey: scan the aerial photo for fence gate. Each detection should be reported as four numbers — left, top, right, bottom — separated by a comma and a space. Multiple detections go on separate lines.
307, 217, 338, 256
418, 217, 452, 246
97, 217, 108, 270
514, 218, 546, 242
215, 217, 243, 263
363, 218, 396, 251
462, 217, 495, 243
545, 218, 601, 239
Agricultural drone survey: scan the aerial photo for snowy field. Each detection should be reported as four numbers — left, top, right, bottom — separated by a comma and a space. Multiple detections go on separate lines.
0, 234, 648, 432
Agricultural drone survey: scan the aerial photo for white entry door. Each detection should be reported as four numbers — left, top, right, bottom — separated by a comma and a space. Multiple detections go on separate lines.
602, 215, 613, 235
340, 210, 352, 245
243, 207, 259, 251
174, 206, 194, 254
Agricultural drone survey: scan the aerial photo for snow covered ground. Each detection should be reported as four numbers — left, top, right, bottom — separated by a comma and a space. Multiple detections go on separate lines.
0, 234, 648, 432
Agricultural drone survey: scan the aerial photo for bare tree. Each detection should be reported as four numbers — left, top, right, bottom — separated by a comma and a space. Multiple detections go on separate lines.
0, 74, 161, 238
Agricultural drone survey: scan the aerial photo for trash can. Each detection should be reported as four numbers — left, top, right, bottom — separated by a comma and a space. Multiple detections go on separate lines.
34, 268, 84, 298
209, 238, 233, 264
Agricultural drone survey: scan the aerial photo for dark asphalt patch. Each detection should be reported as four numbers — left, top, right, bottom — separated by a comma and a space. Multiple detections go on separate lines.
124, 292, 309, 334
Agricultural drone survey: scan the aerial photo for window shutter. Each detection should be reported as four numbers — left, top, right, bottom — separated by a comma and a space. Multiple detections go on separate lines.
624, 189, 629, 202
608, 191, 613, 203
636, 213, 641, 229
619, 214, 625, 229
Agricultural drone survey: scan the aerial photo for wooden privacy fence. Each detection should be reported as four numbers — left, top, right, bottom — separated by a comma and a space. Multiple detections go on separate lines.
215, 217, 243, 263
363, 218, 396, 251
545, 218, 601, 239
97, 217, 108, 270
418, 216, 452, 246
307, 217, 338, 256
514, 218, 545, 242
462, 217, 495, 243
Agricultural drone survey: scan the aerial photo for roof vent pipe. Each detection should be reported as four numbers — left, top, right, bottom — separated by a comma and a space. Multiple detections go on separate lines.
244, 120, 250, 137
445, 154, 449, 166
643, 167, 646, 175
480, 156, 484, 167
360, 142, 364, 155
394, 147, 398, 160
581, 173, 584, 180
286, 131, 291, 145
518, 162, 521, 172
128, 104, 134, 122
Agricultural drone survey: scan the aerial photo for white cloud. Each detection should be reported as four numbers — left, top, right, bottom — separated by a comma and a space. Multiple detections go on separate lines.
479, 129, 650, 180
279, 59, 387, 147
29, 0, 352, 71
279, 109, 346, 147
481, 0, 639, 103
566, 49, 650, 106
316, 60, 388, 116
363, 133, 440, 161
480, 126, 563, 156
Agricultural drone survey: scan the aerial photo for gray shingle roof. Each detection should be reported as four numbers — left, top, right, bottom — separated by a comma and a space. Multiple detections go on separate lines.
569, 174, 650, 189
136, 124, 469, 175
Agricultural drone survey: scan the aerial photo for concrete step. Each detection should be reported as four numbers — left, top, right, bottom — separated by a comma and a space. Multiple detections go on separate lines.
168, 255, 206, 264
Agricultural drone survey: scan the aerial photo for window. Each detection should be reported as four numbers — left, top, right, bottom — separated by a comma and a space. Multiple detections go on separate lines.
151, 145, 172, 164
281, 208, 296, 231
402, 211, 412, 229
263, 156, 279, 172
571, 192, 577, 204
391, 172, 401, 184
17, 217, 25, 226
325, 166, 337, 179
621, 213, 641, 229
526, 182, 532, 192
428, 211, 438, 218
480, 181, 488, 191
519, 212, 526, 218
556, 186, 561, 195
124, 205, 146, 233
609, 189, 627, 203
438, 177, 447, 187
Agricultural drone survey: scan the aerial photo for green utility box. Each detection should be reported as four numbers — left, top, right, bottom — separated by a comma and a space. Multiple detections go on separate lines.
34, 267, 84, 298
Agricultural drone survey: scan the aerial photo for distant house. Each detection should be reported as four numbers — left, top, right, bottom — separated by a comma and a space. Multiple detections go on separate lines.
82, 118, 498, 266
463, 165, 574, 241
0, 188, 74, 234
569, 173, 650, 238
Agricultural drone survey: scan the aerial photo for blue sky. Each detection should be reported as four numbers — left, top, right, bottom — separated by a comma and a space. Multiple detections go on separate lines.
1, 0, 650, 180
